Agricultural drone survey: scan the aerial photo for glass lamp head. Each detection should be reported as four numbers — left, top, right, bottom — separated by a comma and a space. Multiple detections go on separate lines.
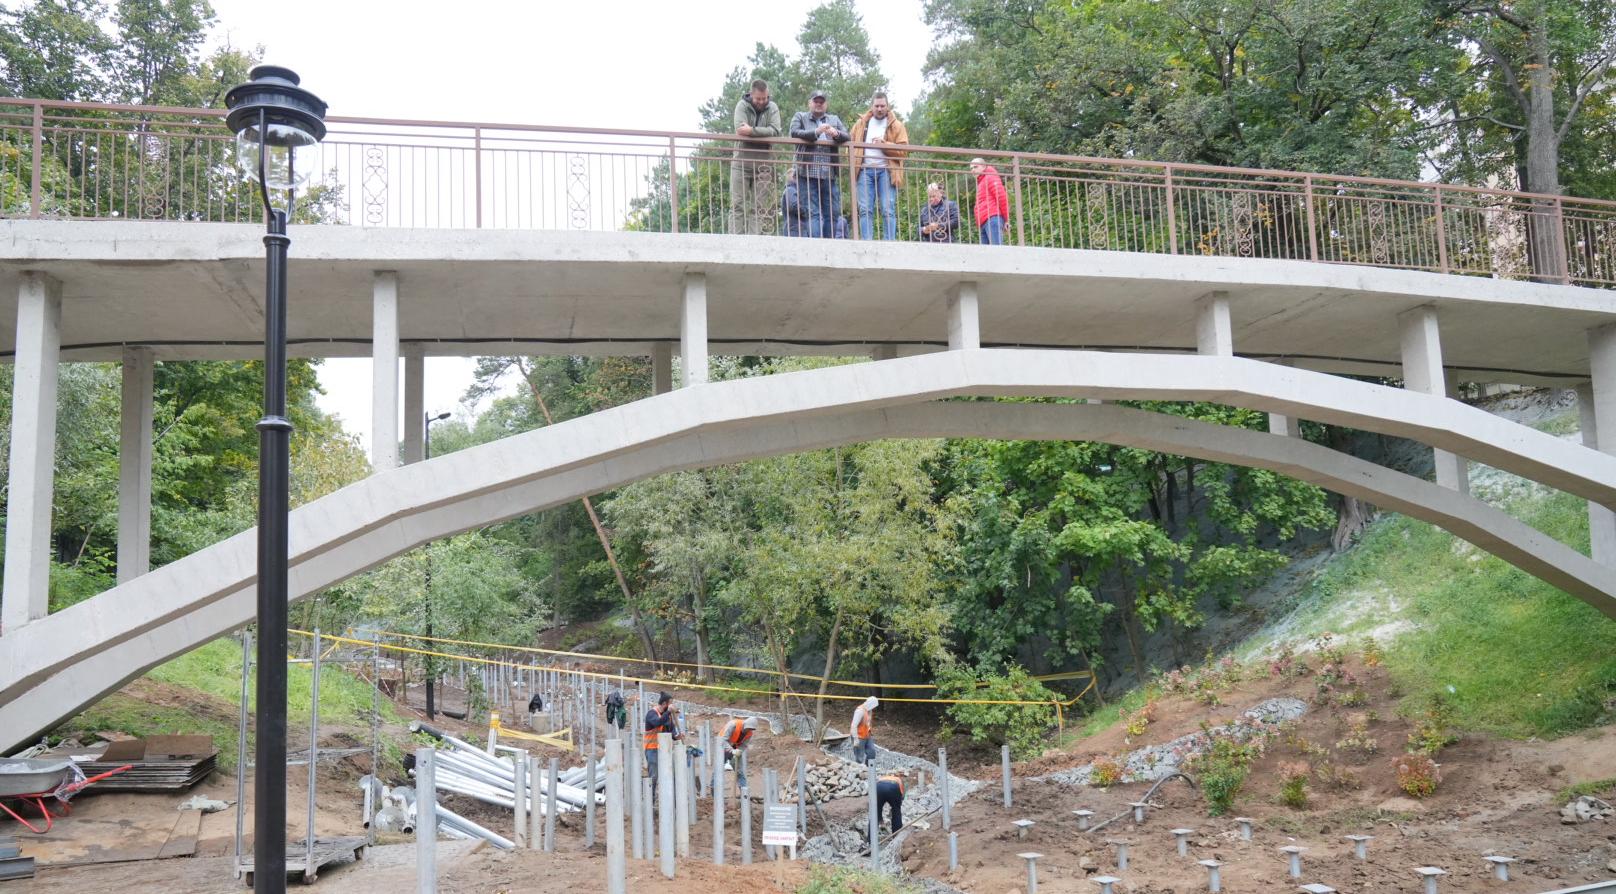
224, 65, 328, 201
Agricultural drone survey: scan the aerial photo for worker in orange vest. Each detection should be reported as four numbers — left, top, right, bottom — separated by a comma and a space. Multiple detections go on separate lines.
644, 692, 681, 798
875, 771, 906, 833
719, 715, 759, 791
850, 696, 878, 765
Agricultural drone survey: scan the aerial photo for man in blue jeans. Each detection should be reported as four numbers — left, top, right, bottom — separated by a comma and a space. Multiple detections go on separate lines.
850, 92, 909, 240
789, 90, 849, 238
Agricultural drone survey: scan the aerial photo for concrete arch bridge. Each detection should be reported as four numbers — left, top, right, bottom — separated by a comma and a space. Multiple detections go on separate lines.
0, 101, 1615, 752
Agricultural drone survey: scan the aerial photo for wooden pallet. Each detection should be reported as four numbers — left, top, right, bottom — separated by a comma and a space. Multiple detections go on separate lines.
236, 836, 366, 886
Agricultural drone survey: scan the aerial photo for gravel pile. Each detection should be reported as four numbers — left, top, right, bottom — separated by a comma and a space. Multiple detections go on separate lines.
1037, 697, 1308, 786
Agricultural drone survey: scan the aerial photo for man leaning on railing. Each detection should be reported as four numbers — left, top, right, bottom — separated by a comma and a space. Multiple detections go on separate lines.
790, 89, 850, 239
731, 79, 782, 236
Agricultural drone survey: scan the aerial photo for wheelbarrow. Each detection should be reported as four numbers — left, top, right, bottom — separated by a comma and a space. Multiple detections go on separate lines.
0, 758, 132, 833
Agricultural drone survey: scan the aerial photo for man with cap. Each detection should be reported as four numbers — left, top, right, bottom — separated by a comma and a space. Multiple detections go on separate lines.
718, 715, 759, 791
789, 89, 849, 238
850, 696, 878, 765
644, 691, 681, 798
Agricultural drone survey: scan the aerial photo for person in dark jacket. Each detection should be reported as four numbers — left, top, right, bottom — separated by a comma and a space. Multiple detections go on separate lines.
789, 90, 849, 238
780, 168, 809, 237
919, 182, 960, 243
644, 692, 680, 799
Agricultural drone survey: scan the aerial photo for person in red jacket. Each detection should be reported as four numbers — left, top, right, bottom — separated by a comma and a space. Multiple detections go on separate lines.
970, 157, 1010, 245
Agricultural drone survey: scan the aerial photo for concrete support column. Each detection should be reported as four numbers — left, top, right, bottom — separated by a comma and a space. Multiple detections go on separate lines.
1194, 291, 1232, 357
117, 346, 154, 583
871, 344, 898, 361
1398, 305, 1467, 493
1583, 325, 1616, 564
680, 274, 708, 387
372, 271, 400, 471
1267, 359, 1301, 438
652, 342, 674, 395
403, 346, 425, 464
948, 282, 980, 350
3, 272, 62, 633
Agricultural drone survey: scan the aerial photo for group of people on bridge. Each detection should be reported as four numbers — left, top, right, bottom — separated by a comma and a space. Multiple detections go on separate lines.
730, 80, 1010, 245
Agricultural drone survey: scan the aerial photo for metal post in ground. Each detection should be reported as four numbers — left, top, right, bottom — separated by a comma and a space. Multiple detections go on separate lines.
305, 628, 322, 875
1002, 744, 1012, 809
605, 740, 625, 894
641, 776, 655, 859
763, 768, 776, 860
739, 781, 752, 865
233, 631, 251, 874
948, 832, 958, 872
939, 748, 950, 830
867, 763, 879, 870
674, 740, 691, 858
712, 745, 726, 864
629, 742, 643, 859
415, 747, 438, 894
514, 752, 528, 848
527, 754, 540, 849
545, 757, 559, 852
657, 732, 675, 878
367, 638, 380, 848
585, 757, 597, 848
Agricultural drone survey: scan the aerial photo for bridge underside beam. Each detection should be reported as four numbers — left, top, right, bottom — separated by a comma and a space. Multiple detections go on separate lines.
6, 349, 1616, 750
5, 396, 1614, 751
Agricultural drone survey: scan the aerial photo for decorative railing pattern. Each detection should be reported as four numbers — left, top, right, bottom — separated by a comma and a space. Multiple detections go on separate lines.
2, 98, 1612, 287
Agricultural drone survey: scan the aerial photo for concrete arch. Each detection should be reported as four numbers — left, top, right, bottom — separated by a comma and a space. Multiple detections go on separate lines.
4, 350, 1614, 751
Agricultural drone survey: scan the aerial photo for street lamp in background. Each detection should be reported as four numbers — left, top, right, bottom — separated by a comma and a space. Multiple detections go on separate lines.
423, 411, 452, 720
224, 65, 326, 894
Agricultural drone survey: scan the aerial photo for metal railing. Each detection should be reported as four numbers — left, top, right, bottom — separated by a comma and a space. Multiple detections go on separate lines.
2, 97, 1613, 287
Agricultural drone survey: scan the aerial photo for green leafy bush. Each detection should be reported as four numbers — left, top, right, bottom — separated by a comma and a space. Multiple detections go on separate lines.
1277, 761, 1310, 808
937, 664, 1059, 759
1190, 735, 1259, 815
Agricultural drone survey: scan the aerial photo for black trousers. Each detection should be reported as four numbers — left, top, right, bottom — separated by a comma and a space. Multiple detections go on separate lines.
876, 780, 904, 832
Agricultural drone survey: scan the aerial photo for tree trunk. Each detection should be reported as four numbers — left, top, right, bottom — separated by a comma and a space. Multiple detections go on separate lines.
690, 568, 710, 682
813, 607, 845, 739
1523, 18, 1566, 282
1332, 496, 1373, 553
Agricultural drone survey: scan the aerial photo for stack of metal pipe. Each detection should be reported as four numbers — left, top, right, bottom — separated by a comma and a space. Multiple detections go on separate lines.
411, 721, 602, 815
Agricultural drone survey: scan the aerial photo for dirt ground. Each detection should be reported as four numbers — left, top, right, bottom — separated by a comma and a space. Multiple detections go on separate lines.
15, 656, 1616, 893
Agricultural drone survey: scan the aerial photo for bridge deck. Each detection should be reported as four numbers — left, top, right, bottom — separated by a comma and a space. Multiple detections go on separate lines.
0, 222, 1607, 385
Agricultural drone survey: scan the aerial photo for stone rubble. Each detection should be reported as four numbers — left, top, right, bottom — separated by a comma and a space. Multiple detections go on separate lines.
1036, 697, 1308, 787
1559, 795, 1614, 824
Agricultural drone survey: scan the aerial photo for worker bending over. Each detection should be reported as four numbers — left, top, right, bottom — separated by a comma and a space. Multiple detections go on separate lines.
876, 771, 905, 833
644, 691, 681, 797
850, 696, 878, 765
719, 715, 759, 790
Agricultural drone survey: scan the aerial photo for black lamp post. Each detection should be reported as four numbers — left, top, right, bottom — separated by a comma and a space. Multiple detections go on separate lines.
422, 410, 451, 720
224, 65, 326, 894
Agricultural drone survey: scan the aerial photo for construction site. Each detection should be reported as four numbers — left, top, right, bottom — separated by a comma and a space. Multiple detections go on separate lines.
3, 620, 1613, 894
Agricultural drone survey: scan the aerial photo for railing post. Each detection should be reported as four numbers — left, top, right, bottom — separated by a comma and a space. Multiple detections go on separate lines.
1304, 175, 1319, 262
667, 137, 679, 234
473, 127, 483, 229
29, 102, 42, 219
1165, 165, 1178, 255
1433, 186, 1449, 274
1554, 196, 1571, 284
847, 150, 859, 241
1012, 156, 1025, 246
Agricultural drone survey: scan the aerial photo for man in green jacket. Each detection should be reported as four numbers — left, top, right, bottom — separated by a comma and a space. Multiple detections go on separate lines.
731, 79, 781, 235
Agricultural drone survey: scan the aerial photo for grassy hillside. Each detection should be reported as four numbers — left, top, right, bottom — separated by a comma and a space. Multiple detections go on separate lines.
60, 637, 403, 770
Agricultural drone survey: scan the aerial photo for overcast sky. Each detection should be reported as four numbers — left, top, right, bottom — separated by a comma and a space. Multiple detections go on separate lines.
204, 0, 934, 447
